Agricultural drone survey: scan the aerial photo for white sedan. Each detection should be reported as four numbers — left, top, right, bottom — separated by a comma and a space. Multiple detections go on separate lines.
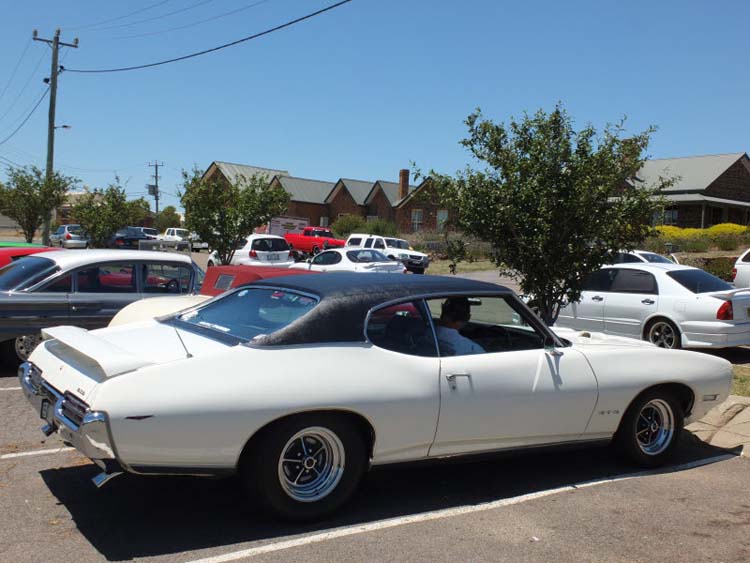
556, 262, 750, 349
19, 273, 731, 521
208, 234, 294, 268
289, 247, 406, 273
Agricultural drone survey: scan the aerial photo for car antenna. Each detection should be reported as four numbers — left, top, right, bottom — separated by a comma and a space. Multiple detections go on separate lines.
174, 327, 193, 359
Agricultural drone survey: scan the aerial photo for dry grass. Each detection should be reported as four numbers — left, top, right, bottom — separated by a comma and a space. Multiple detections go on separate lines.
732, 365, 750, 397
428, 259, 496, 275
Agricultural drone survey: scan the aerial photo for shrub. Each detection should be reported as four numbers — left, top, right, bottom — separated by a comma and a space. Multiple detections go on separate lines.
715, 234, 740, 251
331, 215, 366, 238
680, 236, 711, 252
706, 223, 748, 238
367, 218, 398, 237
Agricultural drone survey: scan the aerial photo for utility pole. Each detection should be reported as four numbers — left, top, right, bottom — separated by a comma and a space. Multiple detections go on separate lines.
148, 161, 163, 215
33, 29, 78, 245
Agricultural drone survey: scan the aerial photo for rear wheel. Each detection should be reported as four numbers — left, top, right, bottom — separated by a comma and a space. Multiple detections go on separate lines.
645, 318, 681, 349
411, 267, 425, 275
312, 246, 321, 255
614, 389, 683, 467
240, 413, 367, 521
1, 333, 41, 368
207, 260, 215, 268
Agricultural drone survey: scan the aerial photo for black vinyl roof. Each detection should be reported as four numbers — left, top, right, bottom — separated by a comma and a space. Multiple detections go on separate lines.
247, 273, 511, 346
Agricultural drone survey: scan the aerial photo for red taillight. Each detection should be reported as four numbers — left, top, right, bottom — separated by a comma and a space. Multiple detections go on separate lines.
249, 250, 257, 258
115, 239, 124, 246
717, 301, 733, 320
65, 233, 72, 240
732, 267, 737, 281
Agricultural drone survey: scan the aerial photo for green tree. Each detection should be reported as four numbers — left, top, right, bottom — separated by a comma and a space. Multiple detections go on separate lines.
0, 166, 76, 243
367, 218, 398, 237
331, 214, 366, 238
180, 168, 290, 265
430, 104, 671, 324
155, 205, 181, 232
72, 181, 150, 247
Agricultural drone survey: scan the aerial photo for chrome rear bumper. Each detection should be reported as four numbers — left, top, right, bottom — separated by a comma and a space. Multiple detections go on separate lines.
18, 362, 122, 473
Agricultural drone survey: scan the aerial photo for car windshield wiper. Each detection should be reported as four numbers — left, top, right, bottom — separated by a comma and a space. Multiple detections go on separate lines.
197, 320, 231, 333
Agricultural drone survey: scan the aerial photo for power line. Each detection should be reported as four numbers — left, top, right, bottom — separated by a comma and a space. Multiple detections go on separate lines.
0, 154, 24, 168
0, 38, 32, 103
0, 48, 47, 125
0, 88, 49, 147
65, 0, 354, 74
113, 0, 275, 40
91, 0, 218, 32
68, 0, 176, 31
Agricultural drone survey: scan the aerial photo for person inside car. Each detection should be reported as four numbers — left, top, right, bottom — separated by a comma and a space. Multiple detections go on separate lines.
434, 297, 485, 356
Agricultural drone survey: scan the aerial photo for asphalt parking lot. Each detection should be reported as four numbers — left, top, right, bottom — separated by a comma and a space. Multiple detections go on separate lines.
1, 369, 748, 563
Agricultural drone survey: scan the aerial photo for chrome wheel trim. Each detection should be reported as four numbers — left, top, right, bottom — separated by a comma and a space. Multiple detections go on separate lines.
14, 334, 40, 361
648, 321, 677, 349
278, 426, 345, 503
636, 399, 675, 456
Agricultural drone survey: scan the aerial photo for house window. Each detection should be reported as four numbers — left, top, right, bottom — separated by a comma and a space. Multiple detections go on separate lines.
663, 209, 678, 226
320, 217, 329, 227
437, 209, 449, 231
411, 209, 424, 232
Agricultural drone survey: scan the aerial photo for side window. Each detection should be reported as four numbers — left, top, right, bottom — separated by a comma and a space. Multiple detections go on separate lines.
582, 269, 617, 292
366, 301, 437, 357
616, 253, 643, 263
76, 263, 136, 293
312, 251, 342, 266
348, 237, 361, 246
373, 238, 385, 250
54, 226, 64, 235
40, 273, 71, 293
610, 269, 658, 294
364, 238, 374, 248
426, 296, 545, 356
143, 263, 192, 294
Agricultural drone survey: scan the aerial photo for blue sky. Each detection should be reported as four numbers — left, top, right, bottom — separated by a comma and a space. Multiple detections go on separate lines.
0, 0, 748, 212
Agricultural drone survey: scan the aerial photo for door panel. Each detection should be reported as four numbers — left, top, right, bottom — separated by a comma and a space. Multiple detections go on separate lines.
603, 269, 659, 337
557, 291, 605, 331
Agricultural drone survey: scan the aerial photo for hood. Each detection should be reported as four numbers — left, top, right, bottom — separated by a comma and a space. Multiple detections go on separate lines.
551, 326, 655, 348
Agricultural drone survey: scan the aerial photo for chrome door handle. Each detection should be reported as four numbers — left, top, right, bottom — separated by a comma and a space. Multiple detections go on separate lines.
446, 373, 471, 390
591, 295, 604, 302
641, 298, 655, 305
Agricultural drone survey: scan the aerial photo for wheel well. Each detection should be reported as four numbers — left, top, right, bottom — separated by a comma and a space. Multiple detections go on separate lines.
630, 383, 695, 418
237, 410, 376, 469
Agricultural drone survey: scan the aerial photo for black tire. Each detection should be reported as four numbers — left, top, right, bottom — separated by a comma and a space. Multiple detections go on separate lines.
240, 413, 367, 521
644, 318, 681, 349
312, 246, 321, 255
614, 388, 684, 467
410, 267, 425, 275
0, 340, 17, 371
207, 260, 214, 268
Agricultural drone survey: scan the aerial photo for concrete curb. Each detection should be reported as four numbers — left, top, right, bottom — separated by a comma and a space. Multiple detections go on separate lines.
687, 395, 750, 456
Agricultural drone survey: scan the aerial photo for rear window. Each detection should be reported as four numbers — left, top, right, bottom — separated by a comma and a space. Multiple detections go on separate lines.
67, 225, 83, 234
175, 288, 318, 342
0, 256, 58, 291
667, 270, 732, 294
141, 228, 158, 236
347, 250, 390, 263
639, 252, 673, 264
251, 238, 290, 252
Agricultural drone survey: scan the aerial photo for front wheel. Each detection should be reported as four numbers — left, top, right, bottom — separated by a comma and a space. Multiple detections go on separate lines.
240, 414, 367, 521
614, 389, 683, 467
645, 318, 681, 349
1, 333, 42, 368
410, 267, 425, 275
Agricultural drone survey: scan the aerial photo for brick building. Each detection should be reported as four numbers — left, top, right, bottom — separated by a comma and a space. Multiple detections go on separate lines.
638, 153, 750, 227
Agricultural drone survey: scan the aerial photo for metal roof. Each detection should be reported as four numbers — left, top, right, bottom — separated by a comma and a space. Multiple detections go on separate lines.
662, 193, 750, 208
275, 175, 335, 204
327, 178, 375, 205
213, 161, 289, 185
33, 249, 193, 271
635, 153, 746, 193
371, 180, 419, 205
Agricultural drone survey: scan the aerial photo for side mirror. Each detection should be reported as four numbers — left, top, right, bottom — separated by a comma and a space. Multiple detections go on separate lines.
544, 335, 563, 356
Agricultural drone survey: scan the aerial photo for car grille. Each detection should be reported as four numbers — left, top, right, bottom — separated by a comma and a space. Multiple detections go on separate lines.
61, 392, 89, 428
409, 254, 423, 261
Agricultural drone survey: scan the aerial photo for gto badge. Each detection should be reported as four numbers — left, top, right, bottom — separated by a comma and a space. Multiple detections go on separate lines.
77, 388, 86, 396
598, 410, 619, 416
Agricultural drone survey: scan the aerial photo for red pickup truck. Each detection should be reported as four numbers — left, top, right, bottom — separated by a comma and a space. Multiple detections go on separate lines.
284, 227, 345, 255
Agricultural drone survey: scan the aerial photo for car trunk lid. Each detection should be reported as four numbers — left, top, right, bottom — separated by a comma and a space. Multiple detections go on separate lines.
707, 288, 750, 321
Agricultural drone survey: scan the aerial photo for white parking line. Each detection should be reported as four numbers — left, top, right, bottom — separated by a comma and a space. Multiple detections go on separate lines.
0, 447, 74, 460
0, 387, 21, 391
186, 453, 738, 563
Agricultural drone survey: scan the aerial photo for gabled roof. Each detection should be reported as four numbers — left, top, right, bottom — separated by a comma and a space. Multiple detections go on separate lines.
368, 180, 420, 206
393, 177, 432, 208
635, 153, 747, 193
273, 175, 335, 204
325, 178, 374, 205
209, 161, 289, 184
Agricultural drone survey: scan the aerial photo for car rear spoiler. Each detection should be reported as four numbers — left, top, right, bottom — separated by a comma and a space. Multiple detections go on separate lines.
707, 288, 750, 300
42, 326, 154, 378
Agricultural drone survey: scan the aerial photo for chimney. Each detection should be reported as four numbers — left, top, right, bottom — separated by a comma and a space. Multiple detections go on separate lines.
398, 169, 409, 200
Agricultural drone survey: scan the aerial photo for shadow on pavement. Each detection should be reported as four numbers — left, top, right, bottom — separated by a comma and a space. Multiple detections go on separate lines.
40, 436, 738, 561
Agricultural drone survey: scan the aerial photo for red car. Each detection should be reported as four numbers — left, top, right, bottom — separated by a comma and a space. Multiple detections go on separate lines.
284, 227, 345, 256
0, 246, 61, 268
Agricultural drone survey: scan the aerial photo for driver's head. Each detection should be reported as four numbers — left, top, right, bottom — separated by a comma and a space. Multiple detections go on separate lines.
440, 297, 471, 327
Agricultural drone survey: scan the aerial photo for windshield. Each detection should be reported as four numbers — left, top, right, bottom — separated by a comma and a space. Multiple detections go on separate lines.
251, 238, 290, 252
0, 256, 58, 291
175, 229, 190, 237
175, 287, 318, 342
385, 238, 410, 249
347, 249, 391, 263
639, 252, 673, 264
667, 269, 732, 294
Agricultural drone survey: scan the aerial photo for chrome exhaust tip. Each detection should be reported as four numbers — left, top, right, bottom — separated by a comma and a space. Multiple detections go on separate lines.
92, 471, 123, 488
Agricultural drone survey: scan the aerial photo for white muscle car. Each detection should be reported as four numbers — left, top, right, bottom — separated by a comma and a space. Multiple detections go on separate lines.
19, 274, 732, 521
